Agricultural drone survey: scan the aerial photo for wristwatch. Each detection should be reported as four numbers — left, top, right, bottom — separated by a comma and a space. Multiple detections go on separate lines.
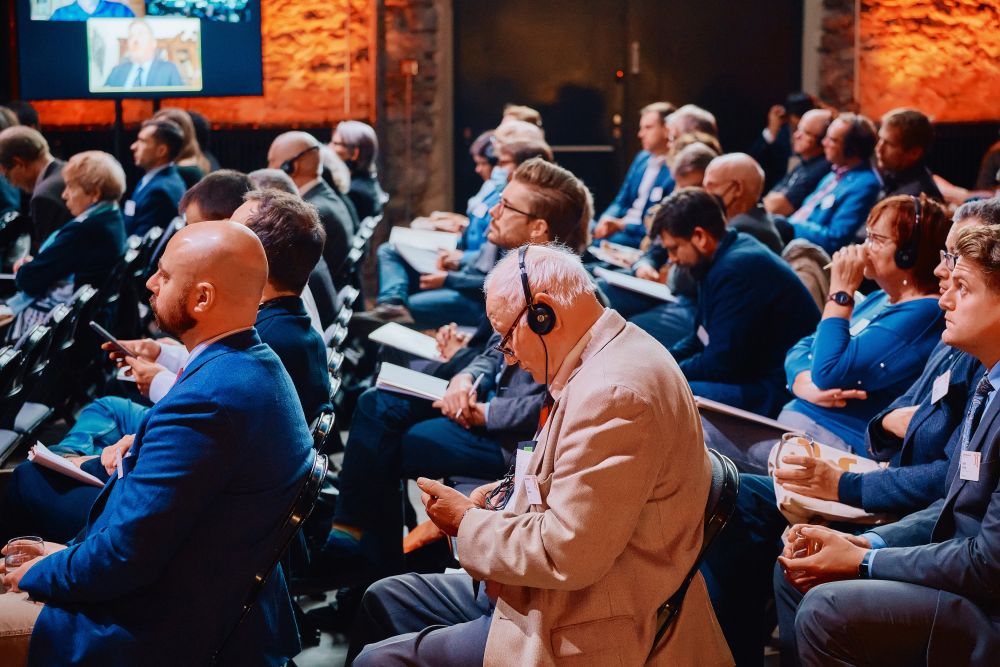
828, 291, 855, 307
857, 549, 874, 578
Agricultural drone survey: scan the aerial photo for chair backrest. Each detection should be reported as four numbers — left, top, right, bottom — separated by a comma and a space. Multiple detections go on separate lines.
310, 410, 336, 452
213, 450, 329, 664
144, 217, 182, 280
0, 346, 23, 402
15, 324, 53, 388
327, 348, 345, 375
649, 448, 739, 658
62, 285, 100, 355
323, 322, 348, 348
44, 304, 75, 358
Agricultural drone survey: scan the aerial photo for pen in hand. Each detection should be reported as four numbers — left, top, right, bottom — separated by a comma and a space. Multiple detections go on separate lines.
456, 372, 485, 420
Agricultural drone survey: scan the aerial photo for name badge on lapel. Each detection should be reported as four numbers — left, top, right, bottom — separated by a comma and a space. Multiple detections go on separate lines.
523, 475, 543, 505
650, 186, 664, 203
697, 325, 710, 346
513, 440, 536, 504
931, 370, 951, 404
960, 450, 981, 482
116, 446, 124, 479
820, 194, 836, 210
124, 200, 136, 217
849, 318, 871, 336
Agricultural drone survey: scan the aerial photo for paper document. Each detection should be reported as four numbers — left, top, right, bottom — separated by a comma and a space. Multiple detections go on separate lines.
0, 273, 15, 280
376, 363, 449, 401
369, 323, 444, 361
694, 395, 799, 432
28, 443, 105, 487
390, 227, 461, 274
593, 267, 677, 302
590, 242, 642, 270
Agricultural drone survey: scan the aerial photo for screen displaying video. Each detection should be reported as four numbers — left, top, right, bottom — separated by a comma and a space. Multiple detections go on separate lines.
16, 0, 262, 99
88, 17, 202, 93
31, 0, 250, 22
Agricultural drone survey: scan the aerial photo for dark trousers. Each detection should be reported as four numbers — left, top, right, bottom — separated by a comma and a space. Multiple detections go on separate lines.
597, 280, 696, 350
349, 572, 493, 666
774, 569, 978, 667
333, 387, 506, 574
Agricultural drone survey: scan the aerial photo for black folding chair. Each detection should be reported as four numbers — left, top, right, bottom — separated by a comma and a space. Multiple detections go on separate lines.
0, 346, 24, 463
213, 450, 329, 665
649, 448, 739, 658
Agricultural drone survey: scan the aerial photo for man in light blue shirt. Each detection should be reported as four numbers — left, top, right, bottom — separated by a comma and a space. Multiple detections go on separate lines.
50, 0, 134, 21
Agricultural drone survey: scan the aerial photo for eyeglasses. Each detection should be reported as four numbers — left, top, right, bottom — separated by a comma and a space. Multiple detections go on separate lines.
492, 304, 529, 357
940, 249, 959, 271
497, 198, 537, 219
864, 229, 893, 249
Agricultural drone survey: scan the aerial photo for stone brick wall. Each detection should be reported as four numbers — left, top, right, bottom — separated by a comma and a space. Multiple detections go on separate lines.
814, 0, 1000, 122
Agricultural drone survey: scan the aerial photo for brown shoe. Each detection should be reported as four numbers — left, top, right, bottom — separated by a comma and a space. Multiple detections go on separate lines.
354, 302, 415, 325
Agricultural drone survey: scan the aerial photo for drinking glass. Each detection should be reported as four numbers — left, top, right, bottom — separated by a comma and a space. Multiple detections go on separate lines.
4, 536, 44, 572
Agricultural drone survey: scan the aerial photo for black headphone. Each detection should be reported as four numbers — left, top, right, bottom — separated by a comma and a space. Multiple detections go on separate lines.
519, 246, 556, 335
894, 195, 921, 269
280, 145, 319, 175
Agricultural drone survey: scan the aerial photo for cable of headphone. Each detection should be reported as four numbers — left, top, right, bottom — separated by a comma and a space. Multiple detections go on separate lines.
540, 333, 550, 404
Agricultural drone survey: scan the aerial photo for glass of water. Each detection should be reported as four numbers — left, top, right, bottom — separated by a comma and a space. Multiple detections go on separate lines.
4, 536, 44, 572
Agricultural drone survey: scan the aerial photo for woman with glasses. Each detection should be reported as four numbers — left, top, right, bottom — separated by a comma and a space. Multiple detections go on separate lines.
768, 194, 951, 457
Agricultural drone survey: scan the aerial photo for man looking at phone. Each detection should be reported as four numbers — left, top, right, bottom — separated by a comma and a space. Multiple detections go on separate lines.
0, 220, 312, 665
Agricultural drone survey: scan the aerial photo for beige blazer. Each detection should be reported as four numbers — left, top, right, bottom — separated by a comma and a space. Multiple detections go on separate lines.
458, 309, 733, 666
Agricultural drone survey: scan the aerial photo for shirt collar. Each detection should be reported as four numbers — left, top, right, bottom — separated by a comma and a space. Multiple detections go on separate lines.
185, 326, 253, 367
142, 162, 170, 182
548, 328, 594, 402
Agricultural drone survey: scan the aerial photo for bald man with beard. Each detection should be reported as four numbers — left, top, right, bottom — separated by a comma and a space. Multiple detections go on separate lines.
0, 221, 314, 666
268, 131, 353, 276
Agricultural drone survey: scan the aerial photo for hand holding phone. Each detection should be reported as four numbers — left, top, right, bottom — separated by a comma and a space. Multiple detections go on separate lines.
89, 321, 133, 358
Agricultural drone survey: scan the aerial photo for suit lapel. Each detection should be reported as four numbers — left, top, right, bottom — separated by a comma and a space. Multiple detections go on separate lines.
939, 397, 1000, 511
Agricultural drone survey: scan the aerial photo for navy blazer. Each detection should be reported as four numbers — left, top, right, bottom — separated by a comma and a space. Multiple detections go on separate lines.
866, 376, 1000, 660
15, 205, 126, 298
103, 58, 185, 88
670, 231, 820, 412
256, 296, 332, 423
840, 341, 984, 513
597, 150, 675, 247
20, 331, 313, 666
124, 164, 186, 237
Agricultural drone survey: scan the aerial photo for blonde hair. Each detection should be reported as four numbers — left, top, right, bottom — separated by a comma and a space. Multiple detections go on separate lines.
63, 150, 126, 201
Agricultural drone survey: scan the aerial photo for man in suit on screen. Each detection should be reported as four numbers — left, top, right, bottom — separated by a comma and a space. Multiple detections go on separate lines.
103, 19, 185, 88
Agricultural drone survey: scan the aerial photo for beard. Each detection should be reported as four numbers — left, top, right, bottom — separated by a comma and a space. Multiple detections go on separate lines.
687, 251, 713, 282
149, 286, 197, 339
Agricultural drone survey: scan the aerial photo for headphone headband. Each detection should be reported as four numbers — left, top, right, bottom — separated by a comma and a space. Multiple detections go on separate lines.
894, 194, 922, 270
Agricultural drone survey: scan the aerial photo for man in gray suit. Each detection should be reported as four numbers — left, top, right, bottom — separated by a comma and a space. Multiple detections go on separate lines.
774, 221, 1000, 665
0, 127, 72, 251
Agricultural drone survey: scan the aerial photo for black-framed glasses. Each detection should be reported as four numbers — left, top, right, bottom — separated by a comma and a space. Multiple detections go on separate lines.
940, 249, 959, 271
497, 197, 537, 219
493, 304, 529, 357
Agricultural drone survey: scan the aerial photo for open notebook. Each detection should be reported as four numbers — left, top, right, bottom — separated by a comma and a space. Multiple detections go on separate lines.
593, 267, 677, 302
376, 363, 449, 401
369, 323, 444, 361
28, 443, 105, 487
389, 227, 461, 274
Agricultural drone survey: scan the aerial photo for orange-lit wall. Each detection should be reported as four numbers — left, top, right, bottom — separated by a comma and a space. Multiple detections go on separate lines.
858, 0, 1000, 122
31, 0, 376, 128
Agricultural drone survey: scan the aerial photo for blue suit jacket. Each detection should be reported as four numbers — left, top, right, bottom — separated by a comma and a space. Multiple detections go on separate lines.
839, 341, 984, 513
791, 163, 881, 254
125, 165, 186, 237
21, 330, 313, 666
256, 296, 332, 423
597, 150, 674, 248
670, 231, 820, 415
867, 380, 1000, 661
103, 59, 184, 88
15, 206, 126, 298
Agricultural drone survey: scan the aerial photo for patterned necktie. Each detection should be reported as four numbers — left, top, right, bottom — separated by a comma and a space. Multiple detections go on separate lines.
960, 374, 995, 451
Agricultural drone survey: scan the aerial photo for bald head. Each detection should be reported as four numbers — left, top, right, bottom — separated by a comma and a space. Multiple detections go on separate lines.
147, 220, 268, 345
703, 153, 765, 217
267, 131, 322, 187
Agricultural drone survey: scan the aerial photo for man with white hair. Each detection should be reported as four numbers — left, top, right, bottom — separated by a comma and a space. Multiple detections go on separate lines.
349, 243, 733, 666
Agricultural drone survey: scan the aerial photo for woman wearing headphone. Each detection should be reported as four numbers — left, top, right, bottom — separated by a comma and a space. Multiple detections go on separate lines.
767, 194, 951, 459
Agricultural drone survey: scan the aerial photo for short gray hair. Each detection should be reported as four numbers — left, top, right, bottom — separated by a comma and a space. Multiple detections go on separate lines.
484, 243, 596, 318
954, 197, 1000, 227
669, 104, 718, 136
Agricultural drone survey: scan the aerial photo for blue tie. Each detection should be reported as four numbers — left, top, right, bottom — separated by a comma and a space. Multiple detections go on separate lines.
134, 66, 145, 87
961, 374, 995, 451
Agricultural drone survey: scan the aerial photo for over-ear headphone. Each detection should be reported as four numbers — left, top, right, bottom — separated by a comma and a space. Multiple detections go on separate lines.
894, 195, 921, 269
280, 145, 319, 175
519, 245, 556, 335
